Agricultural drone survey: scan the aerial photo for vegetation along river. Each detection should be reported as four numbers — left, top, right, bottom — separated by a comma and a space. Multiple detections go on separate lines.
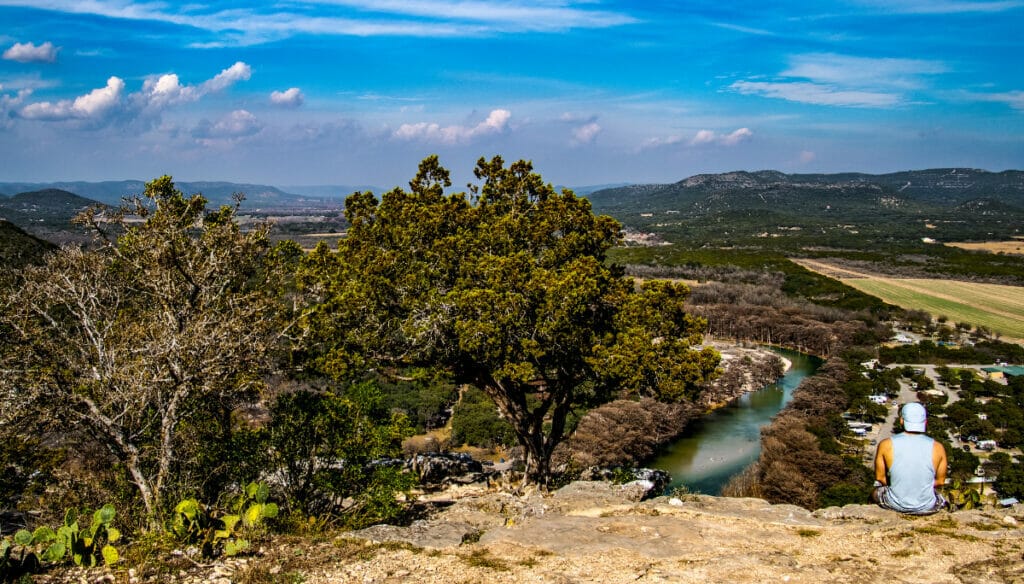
649, 348, 821, 495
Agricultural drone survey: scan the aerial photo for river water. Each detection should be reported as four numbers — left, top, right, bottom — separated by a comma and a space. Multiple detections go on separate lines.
648, 348, 821, 495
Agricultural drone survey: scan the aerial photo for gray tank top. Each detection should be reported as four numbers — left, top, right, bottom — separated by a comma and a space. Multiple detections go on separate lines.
889, 433, 937, 512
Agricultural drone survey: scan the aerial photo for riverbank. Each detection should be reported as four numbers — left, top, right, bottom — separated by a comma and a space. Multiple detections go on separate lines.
648, 348, 819, 494
558, 344, 789, 470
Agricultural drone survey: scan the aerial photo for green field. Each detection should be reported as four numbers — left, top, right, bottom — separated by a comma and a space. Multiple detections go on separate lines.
841, 278, 1024, 341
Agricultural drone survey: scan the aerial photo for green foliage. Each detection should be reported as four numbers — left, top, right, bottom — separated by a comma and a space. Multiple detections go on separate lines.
994, 463, 1024, 500
169, 482, 277, 558
267, 384, 413, 526
944, 479, 982, 511
879, 339, 1024, 366
53, 505, 121, 567
299, 156, 719, 484
819, 482, 871, 507
450, 387, 516, 448
0, 504, 120, 581
374, 369, 458, 433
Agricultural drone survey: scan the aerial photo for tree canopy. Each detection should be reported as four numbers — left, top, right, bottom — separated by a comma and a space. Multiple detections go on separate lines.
300, 155, 720, 483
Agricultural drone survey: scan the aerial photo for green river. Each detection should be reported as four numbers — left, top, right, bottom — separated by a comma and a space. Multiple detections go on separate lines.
649, 348, 821, 495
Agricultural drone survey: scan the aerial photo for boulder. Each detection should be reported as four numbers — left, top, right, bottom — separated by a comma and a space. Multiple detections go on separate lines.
407, 452, 485, 487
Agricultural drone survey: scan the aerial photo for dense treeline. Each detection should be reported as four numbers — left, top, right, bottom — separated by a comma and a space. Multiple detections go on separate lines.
880, 339, 1024, 365
628, 264, 892, 357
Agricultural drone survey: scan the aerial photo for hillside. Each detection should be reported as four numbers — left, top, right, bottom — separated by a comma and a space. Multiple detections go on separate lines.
587, 168, 1024, 246
0, 219, 56, 267
151, 481, 1024, 584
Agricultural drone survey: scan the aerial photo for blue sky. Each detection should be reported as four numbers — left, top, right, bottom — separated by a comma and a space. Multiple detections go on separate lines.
0, 1, 1022, 189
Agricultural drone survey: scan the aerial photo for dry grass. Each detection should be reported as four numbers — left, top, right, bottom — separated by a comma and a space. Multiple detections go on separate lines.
946, 239, 1024, 256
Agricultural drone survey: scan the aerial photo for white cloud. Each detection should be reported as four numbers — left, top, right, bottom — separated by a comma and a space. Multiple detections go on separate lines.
394, 108, 511, 144
139, 62, 250, 110
140, 73, 199, 108
20, 76, 124, 121
640, 135, 685, 150
0, 88, 31, 128
571, 121, 602, 145
720, 127, 753, 146
690, 129, 716, 146
270, 87, 304, 108
3, 41, 59, 63
731, 80, 902, 108
201, 62, 252, 93
688, 128, 752, 146
192, 109, 263, 143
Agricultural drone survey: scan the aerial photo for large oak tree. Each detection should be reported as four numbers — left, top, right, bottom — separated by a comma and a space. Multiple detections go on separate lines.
301, 156, 719, 484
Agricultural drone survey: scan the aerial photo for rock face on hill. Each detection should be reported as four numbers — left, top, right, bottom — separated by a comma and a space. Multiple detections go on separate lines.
271, 481, 1023, 584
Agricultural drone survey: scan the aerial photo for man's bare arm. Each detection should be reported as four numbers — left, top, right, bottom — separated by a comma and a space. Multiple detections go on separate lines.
933, 441, 948, 486
874, 439, 892, 485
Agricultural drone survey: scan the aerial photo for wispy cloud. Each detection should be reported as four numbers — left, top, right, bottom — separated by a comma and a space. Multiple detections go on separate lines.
192, 109, 264, 145
731, 80, 902, 107
641, 128, 753, 151
730, 53, 945, 108
710, 22, 776, 36
782, 53, 946, 90
956, 89, 1024, 111
393, 108, 511, 144
0, 1, 636, 45
3, 41, 59, 63
854, 0, 1024, 13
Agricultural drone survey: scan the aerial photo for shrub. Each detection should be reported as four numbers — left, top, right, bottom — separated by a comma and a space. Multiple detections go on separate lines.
450, 387, 516, 449
267, 382, 414, 527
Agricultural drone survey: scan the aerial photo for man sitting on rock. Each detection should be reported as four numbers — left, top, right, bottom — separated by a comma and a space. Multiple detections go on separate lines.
871, 402, 948, 514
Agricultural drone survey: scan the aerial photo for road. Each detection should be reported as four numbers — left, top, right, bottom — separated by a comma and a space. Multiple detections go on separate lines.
864, 363, 991, 462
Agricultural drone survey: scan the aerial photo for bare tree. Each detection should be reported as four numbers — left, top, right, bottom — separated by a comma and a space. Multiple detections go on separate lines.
0, 177, 284, 527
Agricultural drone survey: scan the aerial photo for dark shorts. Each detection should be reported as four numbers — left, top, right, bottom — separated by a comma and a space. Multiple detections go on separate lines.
874, 486, 947, 515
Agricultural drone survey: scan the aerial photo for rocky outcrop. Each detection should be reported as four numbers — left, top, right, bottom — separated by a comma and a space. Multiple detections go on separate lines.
33, 481, 1023, 583
324, 481, 1024, 584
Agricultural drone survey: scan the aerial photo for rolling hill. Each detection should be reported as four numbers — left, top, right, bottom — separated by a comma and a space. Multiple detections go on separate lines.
586, 168, 1024, 245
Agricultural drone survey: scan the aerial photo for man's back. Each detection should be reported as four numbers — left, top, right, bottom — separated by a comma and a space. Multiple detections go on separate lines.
886, 433, 939, 512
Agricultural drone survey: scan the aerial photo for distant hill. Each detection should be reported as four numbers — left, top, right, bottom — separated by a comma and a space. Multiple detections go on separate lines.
0, 189, 105, 226
0, 180, 317, 208
0, 219, 57, 268
586, 168, 1024, 244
